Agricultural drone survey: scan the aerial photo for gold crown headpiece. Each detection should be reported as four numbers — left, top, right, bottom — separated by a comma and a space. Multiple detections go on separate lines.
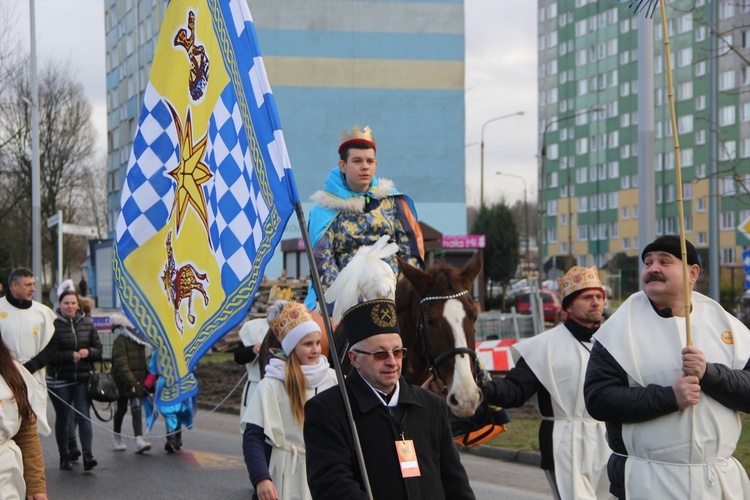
268, 302, 320, 353
557, 266, 603, 301
269, 285, 293, 302
338, 125, 376, 152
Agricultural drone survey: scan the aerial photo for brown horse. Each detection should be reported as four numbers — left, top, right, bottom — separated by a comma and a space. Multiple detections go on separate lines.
256, 253, 484, 419
395, 252, 483, 418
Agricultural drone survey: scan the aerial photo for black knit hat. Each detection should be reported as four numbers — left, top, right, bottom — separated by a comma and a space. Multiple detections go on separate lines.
641, 235, 700, 267
340, 299, 400, 346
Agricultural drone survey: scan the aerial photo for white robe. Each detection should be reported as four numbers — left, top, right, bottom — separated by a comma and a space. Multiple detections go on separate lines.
242, 369, 337, 500
595, 291, 750, 500
513, 323, 610, 500
0, 361, 46, 499
238, 318, 269, 431
0, 297, 55, 436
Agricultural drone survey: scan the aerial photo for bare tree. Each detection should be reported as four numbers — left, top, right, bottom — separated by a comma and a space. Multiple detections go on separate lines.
0, 60, 97, 284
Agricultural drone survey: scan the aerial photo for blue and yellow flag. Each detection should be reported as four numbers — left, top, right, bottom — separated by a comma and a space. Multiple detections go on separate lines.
114, 0, 299, 405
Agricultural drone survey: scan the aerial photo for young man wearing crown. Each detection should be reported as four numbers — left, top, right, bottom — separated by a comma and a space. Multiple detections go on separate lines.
303, 298, 475, 500
304, 126, 424, 311
584, 236, 750, 499
479, 266, 610, 499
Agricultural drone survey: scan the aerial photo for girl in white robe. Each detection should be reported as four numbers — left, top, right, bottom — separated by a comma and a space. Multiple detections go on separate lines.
241, 301, 337, 500
0, 333, 47, 499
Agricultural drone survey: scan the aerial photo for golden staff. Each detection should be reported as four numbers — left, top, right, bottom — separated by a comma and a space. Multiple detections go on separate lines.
624, 0, 692, 346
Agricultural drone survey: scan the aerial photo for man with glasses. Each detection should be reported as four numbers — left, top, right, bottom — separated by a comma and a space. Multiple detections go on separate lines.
304, 298, 474, 500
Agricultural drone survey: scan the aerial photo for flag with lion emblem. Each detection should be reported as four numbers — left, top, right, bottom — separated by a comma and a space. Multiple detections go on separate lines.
114, 0, 298, 405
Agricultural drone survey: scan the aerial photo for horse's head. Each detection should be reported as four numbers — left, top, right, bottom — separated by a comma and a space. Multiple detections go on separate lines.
396, 252, 483, 418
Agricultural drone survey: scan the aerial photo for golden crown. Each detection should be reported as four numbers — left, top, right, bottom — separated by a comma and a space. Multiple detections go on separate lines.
268, 302, 313, 341
269, 285, 293, 302
338, 125, 376, 152
557, 266, 603, 300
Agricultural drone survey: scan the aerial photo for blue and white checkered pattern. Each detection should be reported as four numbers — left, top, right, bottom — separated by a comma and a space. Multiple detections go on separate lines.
206, 86, 268, 292
116, 83, 179, 260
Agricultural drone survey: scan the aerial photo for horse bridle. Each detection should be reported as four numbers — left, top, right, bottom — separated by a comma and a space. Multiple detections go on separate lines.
417, 289, 478, 393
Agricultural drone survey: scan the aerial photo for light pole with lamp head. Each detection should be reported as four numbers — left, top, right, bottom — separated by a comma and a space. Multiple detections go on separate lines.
496, 171, 530, 278
480, 111, 525, 208
538, 107, 604, 283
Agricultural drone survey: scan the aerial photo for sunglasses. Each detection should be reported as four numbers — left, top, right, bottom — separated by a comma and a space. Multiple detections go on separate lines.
352, 348, 408, 361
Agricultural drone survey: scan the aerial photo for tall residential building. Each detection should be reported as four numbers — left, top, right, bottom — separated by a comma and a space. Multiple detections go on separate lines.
537, 0, 750, 293
105, 0, 466, 278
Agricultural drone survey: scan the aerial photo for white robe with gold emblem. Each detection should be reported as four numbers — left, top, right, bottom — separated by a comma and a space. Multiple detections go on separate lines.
0, 297, 55, 436
595, 291, 750, 500
514, 323, 610, 499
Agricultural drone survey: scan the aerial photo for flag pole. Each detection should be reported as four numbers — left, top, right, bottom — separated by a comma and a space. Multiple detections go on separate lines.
294, 202, 374, 500
656, 0, 692, 346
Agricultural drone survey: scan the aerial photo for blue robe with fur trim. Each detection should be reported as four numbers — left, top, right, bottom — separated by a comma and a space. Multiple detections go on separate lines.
304, 167, 423, 310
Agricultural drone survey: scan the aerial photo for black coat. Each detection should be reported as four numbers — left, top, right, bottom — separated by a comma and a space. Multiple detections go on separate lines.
304, 370, 475, 500
47, 310, 102, 382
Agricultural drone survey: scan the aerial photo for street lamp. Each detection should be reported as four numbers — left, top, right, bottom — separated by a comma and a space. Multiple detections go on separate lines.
538, 107, 604, 282
480, 111, 525, 207
496, 171, 530, 278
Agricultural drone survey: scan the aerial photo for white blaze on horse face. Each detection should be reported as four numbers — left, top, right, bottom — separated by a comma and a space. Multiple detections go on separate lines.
443, 299, 482, 418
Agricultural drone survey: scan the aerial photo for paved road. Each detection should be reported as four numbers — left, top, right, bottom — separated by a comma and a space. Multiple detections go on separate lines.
41, 403, 552, 499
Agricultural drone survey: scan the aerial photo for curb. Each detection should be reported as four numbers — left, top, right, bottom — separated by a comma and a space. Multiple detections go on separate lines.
198, 403, 542, 467
459, 444, 541, 467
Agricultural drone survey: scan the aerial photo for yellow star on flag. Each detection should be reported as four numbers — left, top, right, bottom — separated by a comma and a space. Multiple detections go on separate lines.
167, 105, 212, 234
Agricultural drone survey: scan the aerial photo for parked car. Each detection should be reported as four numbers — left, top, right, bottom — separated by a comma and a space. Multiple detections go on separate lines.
516, 290, 565, 325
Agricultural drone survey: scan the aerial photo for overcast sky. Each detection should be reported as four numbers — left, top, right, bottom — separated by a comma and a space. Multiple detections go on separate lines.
15, 0, 538, 209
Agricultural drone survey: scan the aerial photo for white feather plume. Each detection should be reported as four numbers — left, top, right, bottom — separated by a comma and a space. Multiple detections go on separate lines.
325, 235, 399, 324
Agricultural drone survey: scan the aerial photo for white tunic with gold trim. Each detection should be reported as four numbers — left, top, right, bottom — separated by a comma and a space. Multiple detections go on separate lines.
0, 297, 55, 436
514, 323, 610, 499
595, 291, 750, 500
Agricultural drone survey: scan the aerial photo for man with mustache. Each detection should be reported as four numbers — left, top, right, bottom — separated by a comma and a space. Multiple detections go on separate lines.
584, 235, 750, 499
304, 126, 424, 311
480, 266, 610, 499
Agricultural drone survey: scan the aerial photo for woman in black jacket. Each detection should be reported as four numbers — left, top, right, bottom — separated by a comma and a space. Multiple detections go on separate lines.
46, 290, 102, 472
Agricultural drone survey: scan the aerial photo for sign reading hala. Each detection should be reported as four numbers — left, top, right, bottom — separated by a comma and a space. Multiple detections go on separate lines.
441, 235, 485, 249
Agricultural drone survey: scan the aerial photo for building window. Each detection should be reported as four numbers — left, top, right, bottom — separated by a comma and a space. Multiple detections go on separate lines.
678, 115, 693, 134
560, 213, 567, 226
685, 215, 692, 233
720, 141, 737, 162
578, 196, 588, 213
577, 255, 589, 267
720, 211, 736, 230
696, 130, 706, 145
697, 231, 707, 245
547, 200, 558, 216
547, 228, 558, 243
697, 196, 706, 212
622, 206, 630, 219
696, 95, 706, 110
720, 105, 736, 126
696, 163, 707, 178
720, 70, 736, 90
623, 237, 630, 250
683, 182, 693, 200
576, 167, 588, 184
578, 225, 588, 241
633, 205, 639, 219
621, 175, 630, 189
721, 247, 736, 265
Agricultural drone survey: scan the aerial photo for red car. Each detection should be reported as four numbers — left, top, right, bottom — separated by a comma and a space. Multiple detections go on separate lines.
516, 290, 565, 324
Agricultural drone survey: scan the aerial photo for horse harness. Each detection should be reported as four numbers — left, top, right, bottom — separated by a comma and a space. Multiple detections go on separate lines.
417, 289, 478, 394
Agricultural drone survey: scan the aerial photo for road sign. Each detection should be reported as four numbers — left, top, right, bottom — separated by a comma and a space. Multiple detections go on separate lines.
743, 249, 750, 290
61, 223, 98, 238
46, 211, 61, 228
739, 215, 750, 241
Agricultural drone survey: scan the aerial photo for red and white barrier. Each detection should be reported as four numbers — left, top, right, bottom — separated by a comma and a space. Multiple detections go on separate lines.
475, 339, 517, 372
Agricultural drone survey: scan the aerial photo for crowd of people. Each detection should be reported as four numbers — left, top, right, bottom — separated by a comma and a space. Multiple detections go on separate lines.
2, 124, 750, 500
